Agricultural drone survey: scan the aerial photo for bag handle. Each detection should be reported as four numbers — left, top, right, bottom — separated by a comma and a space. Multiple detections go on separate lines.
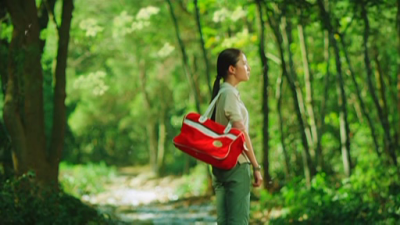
199, 88, 232, 133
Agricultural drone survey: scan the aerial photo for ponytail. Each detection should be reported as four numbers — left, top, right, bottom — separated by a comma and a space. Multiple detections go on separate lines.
210, 76, 221, 121
210, 48, 242, 121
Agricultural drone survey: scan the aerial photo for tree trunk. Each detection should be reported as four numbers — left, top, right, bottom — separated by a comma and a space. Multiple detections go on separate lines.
265, 4, 315, 187
255, 0, 272, 190
139, 60, 158, 174
48, 0, 73, 184
379, 49, 399, 144
191, 55, 203, 105
333, 23, 352, 178
316, 31, 330, 171
277, 15, 295, 178
374, 47, 393, 149
166, 0, 201, 113
361, 2, 397, 165
0, 121, 13, 178
317, 0, 352, 177
373, 45, 393, 150
397, 0, 400, 152
297, 20, 318, 156
3, 23, 29, 176
0, 1, 9, 94
189, 53, 213, 191
3, 0, 73, 187
276, 65, 290, 179
194, 0, 212, 95
157, 114, 166, 176
0, 11, 12, 177
4, 0, 49, 183
339, 33, 380, 157
283, 15, 315, 162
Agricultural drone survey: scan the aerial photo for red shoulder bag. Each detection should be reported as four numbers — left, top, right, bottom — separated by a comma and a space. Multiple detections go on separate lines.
173, 89, 246, 170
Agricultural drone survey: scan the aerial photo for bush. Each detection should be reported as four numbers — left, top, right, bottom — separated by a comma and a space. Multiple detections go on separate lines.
260, 158, 400, 224
59, 161, 117, 198
175, 164, 209, 197
0, 172, 112, 224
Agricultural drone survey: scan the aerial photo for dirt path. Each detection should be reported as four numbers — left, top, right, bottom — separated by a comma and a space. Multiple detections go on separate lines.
82, 167, 218, 224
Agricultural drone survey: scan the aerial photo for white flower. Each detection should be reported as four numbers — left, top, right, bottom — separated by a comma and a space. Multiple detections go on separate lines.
230, 7, 246, 22
213, 8, 229, 23
79, 18, 103, 37
73, 71, 109, 96
157, 43, 175, 58
136, 6, 160, 20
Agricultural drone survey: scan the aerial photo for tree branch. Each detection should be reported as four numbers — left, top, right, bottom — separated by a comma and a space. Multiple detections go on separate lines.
45, 0, 59, 31
49, 0, 74, 165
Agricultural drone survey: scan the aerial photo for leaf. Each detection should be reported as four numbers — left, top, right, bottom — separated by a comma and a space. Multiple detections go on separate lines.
202, 27, 218, 36
205, 36, 216, 48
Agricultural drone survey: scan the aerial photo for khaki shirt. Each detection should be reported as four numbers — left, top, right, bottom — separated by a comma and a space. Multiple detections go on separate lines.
215, 82, 250, 164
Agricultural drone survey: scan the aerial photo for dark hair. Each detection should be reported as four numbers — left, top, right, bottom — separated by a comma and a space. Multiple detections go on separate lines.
210, 48, 242, 121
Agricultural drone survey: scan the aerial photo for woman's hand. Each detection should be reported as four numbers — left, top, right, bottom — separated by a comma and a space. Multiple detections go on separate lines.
253, 170, 263, 187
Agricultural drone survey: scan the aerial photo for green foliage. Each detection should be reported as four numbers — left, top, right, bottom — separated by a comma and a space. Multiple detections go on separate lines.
260, 151, 400, 224
0, 91, 3, 121
2, 0, 400, 222
0, 173, 111, 224
59, 162, 117, 198
0, 22, 12, 42
174, 164, 209, 197
62, 1, 174, 166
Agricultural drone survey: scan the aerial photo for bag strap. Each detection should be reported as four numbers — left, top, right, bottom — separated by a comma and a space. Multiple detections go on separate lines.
199, 87, 232, 133
203, 87, 229, 118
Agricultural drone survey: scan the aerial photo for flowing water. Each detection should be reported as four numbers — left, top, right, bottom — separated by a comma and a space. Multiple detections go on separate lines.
82, 167, 218, 224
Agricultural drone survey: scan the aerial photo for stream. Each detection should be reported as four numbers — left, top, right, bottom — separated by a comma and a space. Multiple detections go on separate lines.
81, 167, 218, 224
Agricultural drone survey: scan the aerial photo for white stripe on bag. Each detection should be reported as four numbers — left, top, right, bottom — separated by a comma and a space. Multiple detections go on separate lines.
184, 119, 239, 140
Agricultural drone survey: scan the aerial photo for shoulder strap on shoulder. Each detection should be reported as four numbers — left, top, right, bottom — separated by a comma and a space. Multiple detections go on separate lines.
199, 87, 232, 133
203, 87, 229, 118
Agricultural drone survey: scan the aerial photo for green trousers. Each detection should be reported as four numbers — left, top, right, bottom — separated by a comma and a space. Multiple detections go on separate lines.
212, 163, 251, 225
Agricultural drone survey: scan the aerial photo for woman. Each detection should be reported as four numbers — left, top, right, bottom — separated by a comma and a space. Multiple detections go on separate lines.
211, 48, 263, 224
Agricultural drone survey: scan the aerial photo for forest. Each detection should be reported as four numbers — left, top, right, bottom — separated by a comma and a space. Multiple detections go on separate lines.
0, 0, 399, 224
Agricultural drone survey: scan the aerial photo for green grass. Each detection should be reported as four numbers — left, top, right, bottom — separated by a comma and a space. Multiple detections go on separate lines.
256, 161, 400, 224
59, 161, 117, 198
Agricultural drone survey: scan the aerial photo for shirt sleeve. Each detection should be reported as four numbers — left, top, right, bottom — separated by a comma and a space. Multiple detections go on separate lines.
221, 90, 242, 122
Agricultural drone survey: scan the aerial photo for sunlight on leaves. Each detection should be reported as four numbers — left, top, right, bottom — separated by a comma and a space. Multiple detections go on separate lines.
73, 71, 109, 96
250, 34, 257, 43
136, 6, 160, 20
113, 11, 134, 37
156, 42, 175, 58
0, 22, 12, 42
213, 7, 246, 23
202, 27, 218, 36
205, 36, 217, 48
230, 7, 246, 22
68, 105, 88, 135
79, 18, 104, 37
112, 7, 159, 38
114, 11, 134, 27
340, 17, 352, 29
39, 28, 48, 40
212, 8, 229, 22
131, 21, 150, 31
221, 29, 250, 48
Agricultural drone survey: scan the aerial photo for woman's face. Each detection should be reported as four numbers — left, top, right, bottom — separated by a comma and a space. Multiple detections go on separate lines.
234, 53, 251, 82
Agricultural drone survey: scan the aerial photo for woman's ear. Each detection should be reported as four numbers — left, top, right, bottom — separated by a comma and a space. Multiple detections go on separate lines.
228, 65, 236, 74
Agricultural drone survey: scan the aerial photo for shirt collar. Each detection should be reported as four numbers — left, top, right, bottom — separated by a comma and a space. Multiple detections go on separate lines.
221, 82, 239, 96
